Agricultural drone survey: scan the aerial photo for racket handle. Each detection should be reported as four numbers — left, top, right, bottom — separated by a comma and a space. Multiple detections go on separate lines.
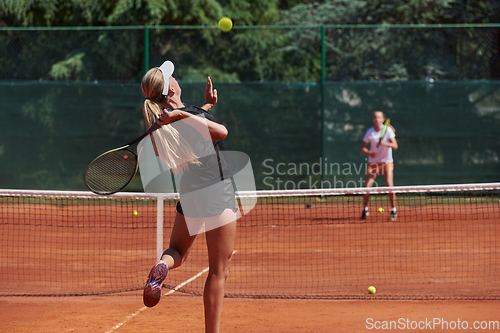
146, 121, 161, 135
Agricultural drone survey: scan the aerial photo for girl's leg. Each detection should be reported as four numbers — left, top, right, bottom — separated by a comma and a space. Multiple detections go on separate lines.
383, 164, 397, 221
161, 212, 198, 269
383, 166, 396, 209
363, 172, 377, 207
203, 209, 237, 333
144, 211, 198, 307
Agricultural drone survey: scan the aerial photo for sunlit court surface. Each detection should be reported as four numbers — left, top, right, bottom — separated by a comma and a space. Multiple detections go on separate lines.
1, 295, 500, 332
2, 2, 500, 331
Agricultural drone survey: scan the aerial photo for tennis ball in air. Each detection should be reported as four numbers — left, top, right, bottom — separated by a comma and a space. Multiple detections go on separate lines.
378, 207, 384, 213
218, 17, 233, 32
367, 286, 376, 294
133, 210, 138, 216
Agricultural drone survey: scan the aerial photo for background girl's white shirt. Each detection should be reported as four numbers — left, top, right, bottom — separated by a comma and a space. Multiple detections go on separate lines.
362, 126, 396, 163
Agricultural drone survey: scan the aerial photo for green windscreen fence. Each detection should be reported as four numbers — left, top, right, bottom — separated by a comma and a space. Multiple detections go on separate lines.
0, 80, 498, 191
322, 81, 500, 189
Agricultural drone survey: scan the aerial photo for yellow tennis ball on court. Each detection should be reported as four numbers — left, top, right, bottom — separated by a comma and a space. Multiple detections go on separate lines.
367, 286, 376, 294
133, 210, 138, 216
378, 207, 384, 213
218, 17, 233, 32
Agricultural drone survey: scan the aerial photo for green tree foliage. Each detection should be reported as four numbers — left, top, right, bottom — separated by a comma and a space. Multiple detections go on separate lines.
277, 0, 500, 81
0, 0, 282, 27
0, 0, 285, 81
0, 0, 498, 82
278, 0, 498, 25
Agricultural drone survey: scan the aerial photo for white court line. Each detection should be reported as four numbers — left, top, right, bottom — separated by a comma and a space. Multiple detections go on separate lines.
164, 266, 209, 296
104, 251, 236, 333
104, 306, 148, 333
104, 266, 208, 333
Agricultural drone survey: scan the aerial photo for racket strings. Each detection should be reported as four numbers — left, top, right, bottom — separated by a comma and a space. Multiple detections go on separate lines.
84, 149, 138, 195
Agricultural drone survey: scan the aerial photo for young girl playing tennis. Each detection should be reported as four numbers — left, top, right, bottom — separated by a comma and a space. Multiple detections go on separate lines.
360, 111, 398, 221
141, 60, 239, 333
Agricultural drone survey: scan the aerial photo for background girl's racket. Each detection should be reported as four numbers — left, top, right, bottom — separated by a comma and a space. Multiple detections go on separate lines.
84, 121, 161, 195
377, 118, 390, 147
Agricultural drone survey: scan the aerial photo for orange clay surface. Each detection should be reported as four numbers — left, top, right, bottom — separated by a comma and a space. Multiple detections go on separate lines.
1, 198, 500, 331
0, 292, 500, 332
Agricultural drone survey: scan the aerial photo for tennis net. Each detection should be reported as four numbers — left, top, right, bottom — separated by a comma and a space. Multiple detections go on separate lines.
1, 183, 499, 299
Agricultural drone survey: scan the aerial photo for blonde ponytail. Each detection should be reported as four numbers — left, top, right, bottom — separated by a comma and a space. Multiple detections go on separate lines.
141, 69, 199, 172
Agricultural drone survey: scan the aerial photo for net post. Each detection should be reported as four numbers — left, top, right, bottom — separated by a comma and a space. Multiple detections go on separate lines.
156, 194, 164, 260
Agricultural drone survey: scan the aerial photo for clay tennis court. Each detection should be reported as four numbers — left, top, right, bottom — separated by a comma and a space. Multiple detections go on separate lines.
1, 188, 499, 331
1, 294, 500, 332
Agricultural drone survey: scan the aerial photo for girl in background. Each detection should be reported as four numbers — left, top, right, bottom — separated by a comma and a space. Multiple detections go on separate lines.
360, 111, 398, 221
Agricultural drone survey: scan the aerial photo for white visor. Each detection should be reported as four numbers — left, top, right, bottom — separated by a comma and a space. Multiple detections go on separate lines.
157, 61, 175, 95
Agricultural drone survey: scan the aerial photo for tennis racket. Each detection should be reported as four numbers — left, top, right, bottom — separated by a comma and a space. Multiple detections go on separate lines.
84, 121, 161, 195
377, 118, 390, 148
